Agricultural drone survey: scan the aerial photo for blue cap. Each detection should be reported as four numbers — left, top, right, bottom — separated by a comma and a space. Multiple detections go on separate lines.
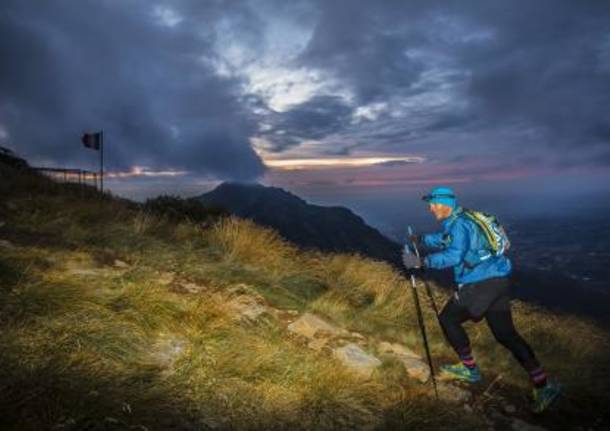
422, 186, 457, 208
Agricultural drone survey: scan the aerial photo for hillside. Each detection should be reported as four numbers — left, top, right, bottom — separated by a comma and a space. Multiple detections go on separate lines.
196, 182, 402, 267
1, 163, 609, 430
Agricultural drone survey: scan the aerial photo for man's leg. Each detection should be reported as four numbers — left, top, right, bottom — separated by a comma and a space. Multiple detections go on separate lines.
485, 294, 546, 385
438, 295, 481, 382
485, 293, 561, 412
439, 277, 508, 372
439, 295, 471, 352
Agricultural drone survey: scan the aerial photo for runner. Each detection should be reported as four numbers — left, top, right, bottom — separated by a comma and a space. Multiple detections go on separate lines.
401, 186, 561, 413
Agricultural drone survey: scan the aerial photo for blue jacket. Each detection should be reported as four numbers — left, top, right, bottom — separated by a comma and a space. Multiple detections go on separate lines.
422, 207, 511, 286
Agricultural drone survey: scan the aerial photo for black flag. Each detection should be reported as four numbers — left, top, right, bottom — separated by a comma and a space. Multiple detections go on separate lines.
81, 132, 101, 150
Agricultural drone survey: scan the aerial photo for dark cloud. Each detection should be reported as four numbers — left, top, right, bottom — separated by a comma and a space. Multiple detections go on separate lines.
288, 0, 610, 169
298, 0, 430, 104
261, 95, 354, 151
1, 0, 609, 193
0, 0, 265, 180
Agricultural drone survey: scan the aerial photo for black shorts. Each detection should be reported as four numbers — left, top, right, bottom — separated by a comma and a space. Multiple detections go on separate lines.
453, 277, 510, 321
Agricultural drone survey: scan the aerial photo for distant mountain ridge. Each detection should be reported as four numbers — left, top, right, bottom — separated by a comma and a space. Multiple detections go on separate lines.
196, 182, 402, 266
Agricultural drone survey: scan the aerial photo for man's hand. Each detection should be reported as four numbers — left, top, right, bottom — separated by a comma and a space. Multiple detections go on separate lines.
402, 251, 422, 269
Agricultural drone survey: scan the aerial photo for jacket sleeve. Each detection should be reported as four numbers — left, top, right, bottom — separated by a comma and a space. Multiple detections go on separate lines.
423, 221, 469, 269
422, 232, 445, 249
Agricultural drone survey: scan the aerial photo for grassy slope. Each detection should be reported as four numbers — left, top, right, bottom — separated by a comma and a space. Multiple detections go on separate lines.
1, 165, 609, 430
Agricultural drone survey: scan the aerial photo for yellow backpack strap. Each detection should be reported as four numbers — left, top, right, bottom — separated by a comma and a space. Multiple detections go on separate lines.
462, 209, 498, 252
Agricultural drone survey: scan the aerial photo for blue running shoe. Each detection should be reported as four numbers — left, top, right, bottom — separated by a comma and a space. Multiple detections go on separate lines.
532, 380, 562, 413
439, 363, 482, 383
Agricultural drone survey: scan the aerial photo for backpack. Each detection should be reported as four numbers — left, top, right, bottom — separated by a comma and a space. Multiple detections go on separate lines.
461, 208, 511, 256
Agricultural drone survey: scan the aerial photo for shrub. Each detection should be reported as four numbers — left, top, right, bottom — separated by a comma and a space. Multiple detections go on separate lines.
143, 195, 228, 224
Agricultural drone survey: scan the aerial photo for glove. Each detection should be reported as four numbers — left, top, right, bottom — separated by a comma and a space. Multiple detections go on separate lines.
402, 251, 422, 269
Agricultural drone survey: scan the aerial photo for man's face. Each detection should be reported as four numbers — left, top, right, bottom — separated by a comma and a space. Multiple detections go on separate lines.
429, 203, 453, 221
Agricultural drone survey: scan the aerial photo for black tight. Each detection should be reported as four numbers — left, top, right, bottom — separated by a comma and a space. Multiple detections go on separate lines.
438, 277, 540, 371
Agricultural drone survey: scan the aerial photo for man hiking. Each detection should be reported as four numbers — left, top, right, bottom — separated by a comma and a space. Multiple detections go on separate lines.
402, 186, 561, 413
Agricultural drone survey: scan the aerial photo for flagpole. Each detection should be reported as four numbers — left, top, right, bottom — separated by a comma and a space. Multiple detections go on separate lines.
100, 129, 104, 194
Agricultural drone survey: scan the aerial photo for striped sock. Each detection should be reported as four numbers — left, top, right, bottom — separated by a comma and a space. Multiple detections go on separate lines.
528, 367, 548, 388
457, 346, 477, 370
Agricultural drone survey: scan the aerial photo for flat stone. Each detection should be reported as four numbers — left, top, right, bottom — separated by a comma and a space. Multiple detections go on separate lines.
502, 403, 517, 414
181, 282, 206, 294
228, 295, 268, 321
332, 343, 382, 378
377, 341, 421, 360
287, 313, 340, 340
401, 357, 431, 383
151, 334, 186, 374
113, 259, 129, 268
377, 341, 428, 382
307, 338, 329, 351
158, 272, 175, 285
67, 268, 107, 276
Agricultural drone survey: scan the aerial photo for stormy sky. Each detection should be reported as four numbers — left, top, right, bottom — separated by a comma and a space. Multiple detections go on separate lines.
1, 0, 610, 205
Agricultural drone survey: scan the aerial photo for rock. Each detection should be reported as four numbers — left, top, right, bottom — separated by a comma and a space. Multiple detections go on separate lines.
401, 357, 431, 383
332, 343, 382, 378
158, 272, 175, 285
435, 382, 472, 403
377, 341, 421, 359
151, 334, 185, 372
67, 268, 106, 276
502, 403, 517, 414
287, 313, 340, 340
307, 338, 329, 351
377, 341, 428, 382
181, 282, 206, 294
113, 259, 129, 268
228, 295, 268, 321
0, 239, 14, 249
350, 331, 366, 340
511, 418, 548, 431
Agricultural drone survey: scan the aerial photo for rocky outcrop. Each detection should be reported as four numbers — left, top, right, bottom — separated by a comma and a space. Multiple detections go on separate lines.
377, 341, 430, 383
287, 312, 344, 339
332, 343, 382, 378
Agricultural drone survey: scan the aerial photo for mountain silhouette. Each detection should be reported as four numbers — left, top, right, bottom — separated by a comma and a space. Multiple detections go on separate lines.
196, 182, 402, 266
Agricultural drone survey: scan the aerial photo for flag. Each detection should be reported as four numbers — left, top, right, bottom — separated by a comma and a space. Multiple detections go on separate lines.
81, 132, 101, 150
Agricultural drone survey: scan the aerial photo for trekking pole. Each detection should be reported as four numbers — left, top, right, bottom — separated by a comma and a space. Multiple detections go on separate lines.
403, 239, 439, 400
408, 226, 440, 319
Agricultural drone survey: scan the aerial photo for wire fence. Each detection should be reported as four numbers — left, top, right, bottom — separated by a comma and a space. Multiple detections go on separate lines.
33, 167, 99, 188
32, 167, 104, 199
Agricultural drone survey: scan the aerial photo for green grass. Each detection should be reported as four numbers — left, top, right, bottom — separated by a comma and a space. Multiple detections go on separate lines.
1, 163, 609, 430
